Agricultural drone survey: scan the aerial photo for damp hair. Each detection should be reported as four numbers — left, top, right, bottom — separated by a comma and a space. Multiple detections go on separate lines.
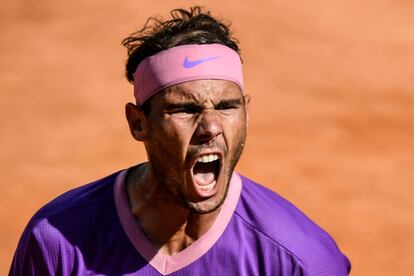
122, 6, 240, 113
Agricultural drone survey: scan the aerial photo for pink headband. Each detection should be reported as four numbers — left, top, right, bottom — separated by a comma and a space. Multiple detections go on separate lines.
133, 44, 243, 104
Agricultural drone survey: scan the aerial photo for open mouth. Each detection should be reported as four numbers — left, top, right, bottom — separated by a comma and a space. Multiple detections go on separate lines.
192, 154, 221, 195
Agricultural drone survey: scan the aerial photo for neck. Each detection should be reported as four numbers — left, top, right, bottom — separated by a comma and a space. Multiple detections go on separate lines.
126, 163, 220, 256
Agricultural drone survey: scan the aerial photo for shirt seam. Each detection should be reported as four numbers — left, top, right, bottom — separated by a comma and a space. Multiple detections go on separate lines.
233, 210, 306, 268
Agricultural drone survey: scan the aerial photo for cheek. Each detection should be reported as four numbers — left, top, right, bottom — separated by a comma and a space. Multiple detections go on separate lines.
222, 112, 247, 139
158, 119, 196, 154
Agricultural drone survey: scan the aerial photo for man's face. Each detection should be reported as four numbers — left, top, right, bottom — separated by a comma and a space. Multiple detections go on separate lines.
135, 79, 249, 213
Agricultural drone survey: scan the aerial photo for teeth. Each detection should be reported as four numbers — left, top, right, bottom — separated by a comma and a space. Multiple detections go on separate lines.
197, 154, 219, 163
199, 181, 216, 191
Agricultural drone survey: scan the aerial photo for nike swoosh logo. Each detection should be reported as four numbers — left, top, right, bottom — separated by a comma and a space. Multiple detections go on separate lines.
183, 56, 220, 68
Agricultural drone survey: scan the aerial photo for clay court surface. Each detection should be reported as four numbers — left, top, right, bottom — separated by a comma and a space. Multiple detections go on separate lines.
1, 1, 413, 275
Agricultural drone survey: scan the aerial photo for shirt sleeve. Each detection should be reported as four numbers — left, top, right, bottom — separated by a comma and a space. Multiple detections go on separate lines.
9, 223, 54, 276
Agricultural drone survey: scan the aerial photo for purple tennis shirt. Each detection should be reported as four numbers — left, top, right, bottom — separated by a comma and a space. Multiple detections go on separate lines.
10, 167, 351, 275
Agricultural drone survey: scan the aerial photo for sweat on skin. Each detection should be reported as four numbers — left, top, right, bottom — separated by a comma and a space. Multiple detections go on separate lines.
125, 79, 250, 255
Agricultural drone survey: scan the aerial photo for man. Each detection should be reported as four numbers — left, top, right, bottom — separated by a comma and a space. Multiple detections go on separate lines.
10, 7, 351, 275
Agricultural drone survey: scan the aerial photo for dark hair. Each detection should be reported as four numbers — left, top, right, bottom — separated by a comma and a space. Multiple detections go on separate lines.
122, 6, 240, 113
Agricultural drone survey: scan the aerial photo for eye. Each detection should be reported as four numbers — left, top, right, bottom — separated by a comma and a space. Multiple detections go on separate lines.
171, 107, 198, 114
216, 104, 235, 110
215, 102, 241, 111
166, 106, 200, 119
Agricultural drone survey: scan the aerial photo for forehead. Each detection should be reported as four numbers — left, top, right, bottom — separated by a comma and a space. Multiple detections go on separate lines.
157, 79, 243, 104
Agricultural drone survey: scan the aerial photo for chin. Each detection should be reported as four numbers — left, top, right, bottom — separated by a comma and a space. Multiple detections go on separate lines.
184, 179, 230, 214
186, 199, 224, 214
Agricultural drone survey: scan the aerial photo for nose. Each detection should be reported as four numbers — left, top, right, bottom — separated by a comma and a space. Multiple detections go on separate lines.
193, 110, 222, 143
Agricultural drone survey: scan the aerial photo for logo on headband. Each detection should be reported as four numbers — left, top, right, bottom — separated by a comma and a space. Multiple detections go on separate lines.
183, 56, 221, 69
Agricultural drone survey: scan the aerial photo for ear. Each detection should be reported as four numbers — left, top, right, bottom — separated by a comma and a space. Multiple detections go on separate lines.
243, 94, 251, 125
125, 102, 148, 141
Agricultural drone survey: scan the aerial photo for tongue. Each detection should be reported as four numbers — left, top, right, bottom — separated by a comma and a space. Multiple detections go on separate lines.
193, 162, 216, 186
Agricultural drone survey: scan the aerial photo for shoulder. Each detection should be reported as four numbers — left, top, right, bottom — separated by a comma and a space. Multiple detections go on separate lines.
234, 175, 351, 275
10, 170, 122, 275
26, 169, 122, 238
31, 170, 120, 224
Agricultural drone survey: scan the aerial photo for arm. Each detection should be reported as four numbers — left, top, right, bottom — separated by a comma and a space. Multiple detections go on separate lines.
9, 225, 54, 276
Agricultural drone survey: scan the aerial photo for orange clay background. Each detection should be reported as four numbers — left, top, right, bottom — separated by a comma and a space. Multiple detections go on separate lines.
1, 1, 413, 275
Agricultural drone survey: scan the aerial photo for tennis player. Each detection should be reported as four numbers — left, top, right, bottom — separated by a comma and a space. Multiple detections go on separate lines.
10, 7, 351, 275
